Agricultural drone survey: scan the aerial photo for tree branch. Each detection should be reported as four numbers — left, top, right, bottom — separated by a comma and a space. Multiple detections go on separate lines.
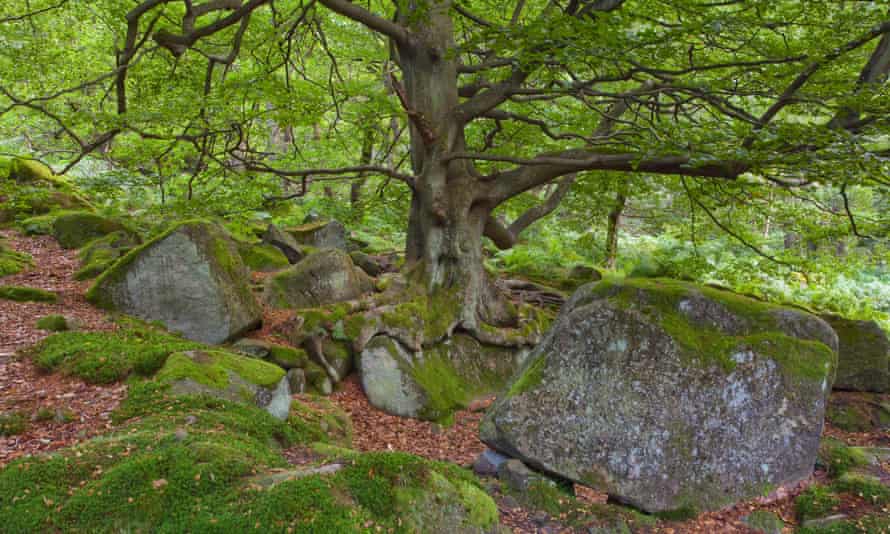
317, 0, 410, 46
484, 174, 576, 249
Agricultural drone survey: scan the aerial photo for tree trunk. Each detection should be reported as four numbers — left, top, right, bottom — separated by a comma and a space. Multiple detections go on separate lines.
604, 191, 626, 269
395, 1, 516, 334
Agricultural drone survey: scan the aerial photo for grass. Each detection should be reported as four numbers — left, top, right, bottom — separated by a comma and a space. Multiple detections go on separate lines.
0, 412, 28, 436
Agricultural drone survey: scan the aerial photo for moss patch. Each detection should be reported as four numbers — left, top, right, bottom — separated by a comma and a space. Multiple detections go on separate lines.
239, 242, 290, 272
35, 315, 69, 332
585, 278, 837, 383
0, 378, 496, 533
796, 485, 841, 521
0, 285, 58, 303
52, 211, 129, 249
0, 242, 31, 277
156, 350, 285, 390
26, 322, 202, 384
0, 411, 28, 436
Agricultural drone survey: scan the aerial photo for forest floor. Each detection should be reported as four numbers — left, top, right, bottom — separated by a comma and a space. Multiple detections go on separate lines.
1, 229, 888, 533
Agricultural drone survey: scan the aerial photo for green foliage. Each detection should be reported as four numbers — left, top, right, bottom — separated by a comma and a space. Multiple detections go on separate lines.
0, 242, 31, 277
0, 285, 58, 303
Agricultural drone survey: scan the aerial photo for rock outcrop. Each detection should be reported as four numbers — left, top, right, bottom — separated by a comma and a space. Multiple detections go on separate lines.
51, 212, 131, 249
263, 249, 374, 309
820, 314, 889, 393
288, 220, 348, 250
481, 278, 838, 514
87, 220, 261, 344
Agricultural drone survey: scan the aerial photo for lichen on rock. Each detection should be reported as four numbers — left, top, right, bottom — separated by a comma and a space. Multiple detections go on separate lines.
481, 277, 838, 514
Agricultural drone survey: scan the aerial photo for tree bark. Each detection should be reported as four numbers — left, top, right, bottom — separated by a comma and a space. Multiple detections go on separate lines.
604, 191, 626, 269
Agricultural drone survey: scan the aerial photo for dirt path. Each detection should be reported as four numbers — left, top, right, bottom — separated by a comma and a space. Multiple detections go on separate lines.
1, 230, 123, 466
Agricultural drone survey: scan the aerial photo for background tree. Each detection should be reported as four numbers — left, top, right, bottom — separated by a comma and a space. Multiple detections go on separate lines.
2, 0, 889, 346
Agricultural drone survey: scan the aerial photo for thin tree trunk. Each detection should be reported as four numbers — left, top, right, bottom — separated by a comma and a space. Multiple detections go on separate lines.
604, 191, 626, 269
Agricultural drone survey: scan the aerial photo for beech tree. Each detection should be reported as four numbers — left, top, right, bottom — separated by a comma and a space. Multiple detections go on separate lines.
2, 0, 889, 344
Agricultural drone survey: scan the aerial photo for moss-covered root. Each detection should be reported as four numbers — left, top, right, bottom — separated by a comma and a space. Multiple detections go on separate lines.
0, 285, 58, 303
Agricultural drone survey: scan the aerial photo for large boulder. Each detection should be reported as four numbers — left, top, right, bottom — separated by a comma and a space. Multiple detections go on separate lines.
263, 249, 374, 309
480, 278, 838, 514
156, 349, 291, 420
0, 158, 93, 223
360, 333, 530, 421
288, 220, 348, 250
87, 220, 261, 344
820, 314, 889, 393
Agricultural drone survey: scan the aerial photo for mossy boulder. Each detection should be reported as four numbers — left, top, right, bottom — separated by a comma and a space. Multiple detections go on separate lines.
87, 220, 262, 344
51, 211, 131, 249
35, 314, 71, 332
287, 219, 348, 250
481, 278, 838, 514
0, 158, 92, 223
157, 349, 291, 420
360, 333, 530, 421
238, 242, 290, 272
263, 249, 374, 309
820, 314, 890, 393
825, 391, 890, 433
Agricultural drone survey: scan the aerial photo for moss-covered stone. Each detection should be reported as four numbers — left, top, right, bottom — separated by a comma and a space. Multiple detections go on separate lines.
0, 158, 92, 224
825, 392, 890, 433
821, 314, 890, 393
0, 285, 58, 303
74, 230, 140, 280
287, 219, 348, 250
360, 333, 529, 421
35, 314, 70, 332
268, 344, 310, 369
0, 378, 496, 533
263, 248, 374, 309
87, 220, 262, 344
239, 242, 290, 272
51, 211, 130, 249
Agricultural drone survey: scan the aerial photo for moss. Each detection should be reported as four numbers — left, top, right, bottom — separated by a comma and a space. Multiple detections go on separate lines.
408, 352, 473, 422
797, 514, 890, 534
654, 505, 699, 521
287, 397, 353, 447
35, 315, 69, 332
506, 353, 546, 398
796, 485, 841, 521
156, 350, 285, 390
27, 324, 201, 384
239, 242, 289, 271
75, 231, 139, 280
268, 344, 309, 369
743, 510, 784, 534
51, 211, 129, 249
820, 440, 870, 478
0, 243, 31, 277
0, 285, 58, 303
832, 473, 890, 504
826, 398, 880, 433
0, 411, 28, 436
18, 213, 59, 235
587, 278, 836, 383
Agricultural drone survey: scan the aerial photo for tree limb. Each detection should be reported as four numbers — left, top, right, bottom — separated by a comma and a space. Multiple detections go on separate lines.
484, 174, 576, 249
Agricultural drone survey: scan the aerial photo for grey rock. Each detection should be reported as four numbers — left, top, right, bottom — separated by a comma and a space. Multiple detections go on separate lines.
262, 249, 374, 309
481, 279, 838, 513
288, 220, 348, 250
498, 459, 537, 493
88, 221, 261, 344
232, 338, 272, 359
821, 314, 889, 393
474, 449, 511, 477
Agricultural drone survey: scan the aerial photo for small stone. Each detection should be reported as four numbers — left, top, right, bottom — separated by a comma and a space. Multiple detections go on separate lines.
232, 339, 272, 360
473, 449, 510, 477
286, 368, 306, 394
498, 459, 536, 493
174, 428, 188, 441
